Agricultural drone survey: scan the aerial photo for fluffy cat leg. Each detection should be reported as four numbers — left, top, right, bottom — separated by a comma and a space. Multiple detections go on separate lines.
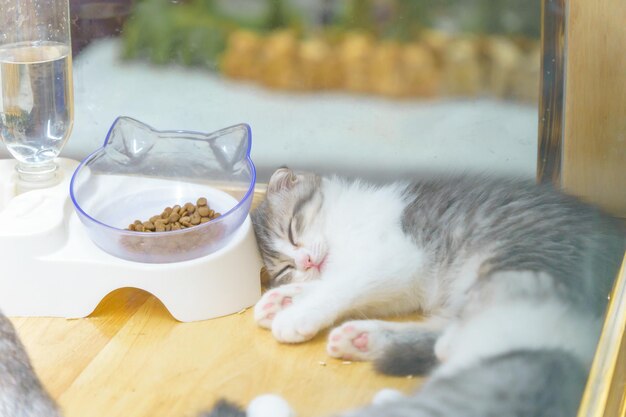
327, 320, 443, 376
254, 282, 319, 329
339, 349, 586, 417
270, 269, 424, 343
270, 280, 387, 343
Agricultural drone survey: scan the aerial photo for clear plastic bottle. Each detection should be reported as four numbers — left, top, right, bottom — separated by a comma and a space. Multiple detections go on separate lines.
0, 0, 74, 186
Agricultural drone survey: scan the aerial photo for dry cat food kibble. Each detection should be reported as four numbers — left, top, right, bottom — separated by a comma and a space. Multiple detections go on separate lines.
119, 197, 227, 258
125, 197, 221, 232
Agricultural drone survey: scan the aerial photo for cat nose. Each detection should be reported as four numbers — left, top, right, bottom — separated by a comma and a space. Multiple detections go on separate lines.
301, 255, 326, 272
303, 256, 315, 270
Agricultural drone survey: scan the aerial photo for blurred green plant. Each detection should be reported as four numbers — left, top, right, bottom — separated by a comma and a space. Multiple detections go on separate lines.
334, 0, 539, 41
121, 0, 540, 69
478, 0, 540, 38
122, 0, 306, 68
264, 0, 290, 30
122, 0, 236, 69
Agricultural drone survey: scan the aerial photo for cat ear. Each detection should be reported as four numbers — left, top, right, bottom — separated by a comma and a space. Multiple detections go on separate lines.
268, 167, 298, 193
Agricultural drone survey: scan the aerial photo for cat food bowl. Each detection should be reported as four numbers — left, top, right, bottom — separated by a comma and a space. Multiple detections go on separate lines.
70, 116, 256, 263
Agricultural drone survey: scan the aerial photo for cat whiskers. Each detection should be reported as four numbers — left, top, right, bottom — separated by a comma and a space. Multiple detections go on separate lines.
311, 241, 329, 273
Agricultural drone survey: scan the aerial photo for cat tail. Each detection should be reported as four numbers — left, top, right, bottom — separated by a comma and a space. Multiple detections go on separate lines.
373, 331, 440, 376
343, 348, 587, 417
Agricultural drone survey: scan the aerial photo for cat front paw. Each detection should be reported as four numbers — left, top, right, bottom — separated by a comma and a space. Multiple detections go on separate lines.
271, 309, 326, 343
326, 320, 389, 361
254, 284, 304, 329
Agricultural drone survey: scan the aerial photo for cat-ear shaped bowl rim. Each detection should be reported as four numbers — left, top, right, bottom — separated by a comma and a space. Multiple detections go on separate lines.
69, 116, 256, 236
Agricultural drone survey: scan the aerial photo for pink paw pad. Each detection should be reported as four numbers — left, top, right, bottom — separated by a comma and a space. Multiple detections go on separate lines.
352, 333, 369, 351
326, 322, 385, 361
254, 285, 304, 329
342, 325, 356, 333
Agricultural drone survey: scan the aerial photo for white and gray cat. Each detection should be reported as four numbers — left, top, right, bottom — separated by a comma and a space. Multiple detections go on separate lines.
210, 168, 624, 417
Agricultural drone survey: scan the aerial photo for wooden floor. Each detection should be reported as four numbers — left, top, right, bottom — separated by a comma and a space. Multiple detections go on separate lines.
10, 288, 421, 417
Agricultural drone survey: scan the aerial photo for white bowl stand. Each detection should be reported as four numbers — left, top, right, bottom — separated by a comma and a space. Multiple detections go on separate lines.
0, 158, 262, 322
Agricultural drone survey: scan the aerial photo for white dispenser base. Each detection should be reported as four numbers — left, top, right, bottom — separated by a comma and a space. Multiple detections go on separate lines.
0, 158, 263, 322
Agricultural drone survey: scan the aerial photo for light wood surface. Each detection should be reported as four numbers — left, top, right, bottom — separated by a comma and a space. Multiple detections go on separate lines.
10, 291, 420, 417
562, 0, 626, 218
8, 189, 420, 417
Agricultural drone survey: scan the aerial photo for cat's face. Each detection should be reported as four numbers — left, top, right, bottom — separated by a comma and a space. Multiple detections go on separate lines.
252, 168, 328, 287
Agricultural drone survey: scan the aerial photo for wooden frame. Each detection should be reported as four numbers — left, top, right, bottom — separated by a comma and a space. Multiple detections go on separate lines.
537, 0, 566, 185
538, 1, 626, 415
561, 0, 626, 218
578, 257, 626, 417
538, 0, 626, 217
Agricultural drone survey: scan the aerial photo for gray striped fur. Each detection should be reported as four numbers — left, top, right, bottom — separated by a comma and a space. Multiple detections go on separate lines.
201, 400, 246, 417
400, 176, 621, 315
0, 314, 61, 417
373, 330, 440, 376
343, 349, 587, 417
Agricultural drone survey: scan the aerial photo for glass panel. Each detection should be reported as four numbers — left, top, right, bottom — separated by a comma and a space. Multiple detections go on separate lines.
3, 3, 623, 417
3, 0, 542, 183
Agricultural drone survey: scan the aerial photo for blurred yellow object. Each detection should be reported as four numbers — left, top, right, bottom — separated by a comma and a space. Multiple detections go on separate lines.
299, 37, 343, 90
512, 44, 540, 103
219, 28, 538, 101
259, 29, 300, 90
370, 41, 404, 96
403, 42, 441, 97
220, 30, 262, 80
339, 32, 375, 93
441, 37, 483, 96
483, 37, 522, 99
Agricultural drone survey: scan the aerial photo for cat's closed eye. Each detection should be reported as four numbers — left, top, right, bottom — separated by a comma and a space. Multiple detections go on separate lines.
274, 264, 294, 281
288, 218, 298, 247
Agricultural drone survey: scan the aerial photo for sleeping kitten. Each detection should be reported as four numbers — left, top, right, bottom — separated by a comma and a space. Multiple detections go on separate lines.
0, 314, 62, 417
241, 167, 624, 416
